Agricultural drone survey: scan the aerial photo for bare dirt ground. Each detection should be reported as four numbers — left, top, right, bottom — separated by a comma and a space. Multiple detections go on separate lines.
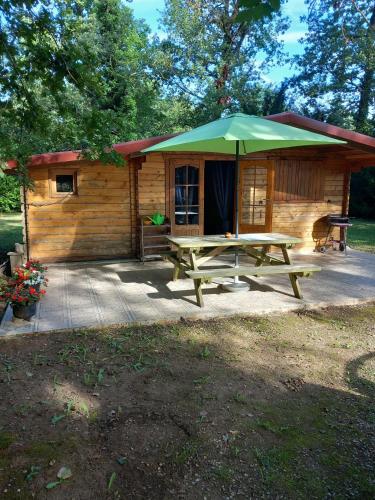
1, 303, 374, 499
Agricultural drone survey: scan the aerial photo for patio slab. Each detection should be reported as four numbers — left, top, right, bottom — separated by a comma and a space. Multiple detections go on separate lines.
1, 249, 375, 336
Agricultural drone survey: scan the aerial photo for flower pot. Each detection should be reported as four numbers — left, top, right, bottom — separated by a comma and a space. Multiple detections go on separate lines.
12, 303, 37, 321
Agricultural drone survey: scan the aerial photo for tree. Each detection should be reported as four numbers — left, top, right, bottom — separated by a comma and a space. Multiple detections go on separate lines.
152, 0, 289, 124
0, 176, 21, 213
349, 167, 375, 218
291, 1, 375, 219
0, 0, 163, 178
292, 0, 375, 134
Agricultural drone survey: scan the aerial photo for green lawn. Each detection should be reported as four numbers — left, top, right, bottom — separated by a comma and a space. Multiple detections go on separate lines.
348, 218, 375, 253
0, 212, 23, 259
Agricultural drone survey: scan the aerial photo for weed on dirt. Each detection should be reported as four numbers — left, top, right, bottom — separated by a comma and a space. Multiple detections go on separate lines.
0, 303, 374, 498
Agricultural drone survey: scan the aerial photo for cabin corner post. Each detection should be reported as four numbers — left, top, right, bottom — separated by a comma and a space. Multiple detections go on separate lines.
342, 168, 351, 217
20, 183, 30, 261
341, 167, 351, 243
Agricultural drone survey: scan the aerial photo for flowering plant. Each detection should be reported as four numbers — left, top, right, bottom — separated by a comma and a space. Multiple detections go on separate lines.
11, 267, 48, 287
0, 260, 48, 307
0, 282, 46, 305
24, 259, 48, 274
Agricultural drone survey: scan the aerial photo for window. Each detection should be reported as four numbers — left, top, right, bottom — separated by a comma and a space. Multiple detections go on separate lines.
175, 165, 199, 225
56, 175, 74, 193
274, 160, 324, 202
49, 169, 78, 197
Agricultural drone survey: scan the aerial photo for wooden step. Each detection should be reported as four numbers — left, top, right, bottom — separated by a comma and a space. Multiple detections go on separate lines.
143, 234, 170, 239
144, 244, 171, 250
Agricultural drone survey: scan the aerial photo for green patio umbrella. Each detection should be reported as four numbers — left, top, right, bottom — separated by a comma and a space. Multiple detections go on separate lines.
142, 113, 345, 288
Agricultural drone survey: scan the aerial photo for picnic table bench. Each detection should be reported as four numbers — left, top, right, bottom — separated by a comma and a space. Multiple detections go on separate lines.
166, 233, 321, 307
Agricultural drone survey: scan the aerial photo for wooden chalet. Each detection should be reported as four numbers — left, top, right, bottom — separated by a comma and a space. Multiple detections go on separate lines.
10, 112, 375, 262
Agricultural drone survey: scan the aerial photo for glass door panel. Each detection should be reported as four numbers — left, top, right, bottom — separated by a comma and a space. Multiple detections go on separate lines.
239, 161, 274, 233
171, 160, 204, 236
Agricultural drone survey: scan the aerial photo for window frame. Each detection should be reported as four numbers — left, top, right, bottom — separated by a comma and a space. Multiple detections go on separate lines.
49, 168, 79, 198
174, 165, 200, 226
168, 157, 204, 236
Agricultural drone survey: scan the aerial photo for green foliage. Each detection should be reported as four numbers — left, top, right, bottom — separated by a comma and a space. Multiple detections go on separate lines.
292, 0, 375, 134
0, 0, 169, 177
0, 175, 21, 212
290, 1, 375, 218
237, 0, 281, 23
152, 0, 289, 125
350, 168, 375, 218
0, 213, 23, 258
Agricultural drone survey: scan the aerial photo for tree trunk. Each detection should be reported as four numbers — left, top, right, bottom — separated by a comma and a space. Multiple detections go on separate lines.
355, 66, 374, 132
354, 3, 375, 132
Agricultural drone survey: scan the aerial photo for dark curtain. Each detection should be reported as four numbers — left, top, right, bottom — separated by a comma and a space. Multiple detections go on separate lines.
175, 186, 184, 206
204, 161, 235, 234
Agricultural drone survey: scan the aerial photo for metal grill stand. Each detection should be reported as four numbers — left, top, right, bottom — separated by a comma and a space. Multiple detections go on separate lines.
321, 214, 352, 255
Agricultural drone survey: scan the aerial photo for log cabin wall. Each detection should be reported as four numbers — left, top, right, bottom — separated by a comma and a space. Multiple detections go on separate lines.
137, 153, 166, 218
26, 160, 137, 262
271, 158, 346, 250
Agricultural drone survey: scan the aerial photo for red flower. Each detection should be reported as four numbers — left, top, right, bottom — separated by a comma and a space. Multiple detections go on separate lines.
29, 287, 36, 295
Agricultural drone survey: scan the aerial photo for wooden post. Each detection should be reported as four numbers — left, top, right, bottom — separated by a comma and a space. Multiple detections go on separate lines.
281, 245, 303, 299
189, 251, 204, 307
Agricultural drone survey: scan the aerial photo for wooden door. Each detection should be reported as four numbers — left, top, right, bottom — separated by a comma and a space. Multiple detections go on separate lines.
169, 158, 204, 236
239, 160, 274, 233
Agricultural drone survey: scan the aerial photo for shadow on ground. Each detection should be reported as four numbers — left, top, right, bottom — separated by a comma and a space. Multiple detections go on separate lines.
0, 303, 374, 499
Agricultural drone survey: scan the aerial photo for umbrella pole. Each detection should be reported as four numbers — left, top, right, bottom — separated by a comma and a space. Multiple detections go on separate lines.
234, 140, 240, 282
222, 140, 250, 292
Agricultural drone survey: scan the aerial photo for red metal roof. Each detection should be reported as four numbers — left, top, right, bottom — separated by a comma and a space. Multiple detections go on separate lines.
6, 133, 177, 170
6, 113, 375, 169
266, 112, 375, 150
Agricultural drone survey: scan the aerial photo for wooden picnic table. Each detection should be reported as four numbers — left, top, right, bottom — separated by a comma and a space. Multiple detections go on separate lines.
166, 233, 321, 307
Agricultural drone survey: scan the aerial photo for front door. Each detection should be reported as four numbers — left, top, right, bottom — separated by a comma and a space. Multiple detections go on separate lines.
169, 158, 204, 236
239, 160, 274, 233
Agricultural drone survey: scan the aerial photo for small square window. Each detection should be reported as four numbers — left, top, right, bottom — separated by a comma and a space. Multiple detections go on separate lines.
56, 174, 74, 193
49, 169, 78, 197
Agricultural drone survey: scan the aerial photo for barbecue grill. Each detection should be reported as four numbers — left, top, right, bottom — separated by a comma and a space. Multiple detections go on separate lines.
320, 214, 352, 254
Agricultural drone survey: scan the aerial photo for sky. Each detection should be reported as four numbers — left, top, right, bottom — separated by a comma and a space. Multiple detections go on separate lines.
130, 0, 308, 85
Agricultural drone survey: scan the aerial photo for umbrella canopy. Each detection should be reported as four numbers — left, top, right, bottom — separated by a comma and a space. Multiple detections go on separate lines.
141, 112, 346, 288
142, 113, 346, 155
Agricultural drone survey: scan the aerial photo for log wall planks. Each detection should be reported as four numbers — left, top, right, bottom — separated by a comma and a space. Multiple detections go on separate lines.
272, 165, 345, 249
137, 153, 166, 218
27, 161, 135, 262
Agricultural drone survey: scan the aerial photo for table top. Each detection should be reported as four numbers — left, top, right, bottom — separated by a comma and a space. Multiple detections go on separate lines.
167, 233, 302, 248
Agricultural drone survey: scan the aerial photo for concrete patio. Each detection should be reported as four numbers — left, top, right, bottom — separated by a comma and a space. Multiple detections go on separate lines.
1, 249, 375, 336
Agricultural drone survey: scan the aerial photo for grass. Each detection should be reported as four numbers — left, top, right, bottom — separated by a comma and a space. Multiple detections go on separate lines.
0, 212, 23, 258
0, 303, 374, 498
348, 218, 375, 253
